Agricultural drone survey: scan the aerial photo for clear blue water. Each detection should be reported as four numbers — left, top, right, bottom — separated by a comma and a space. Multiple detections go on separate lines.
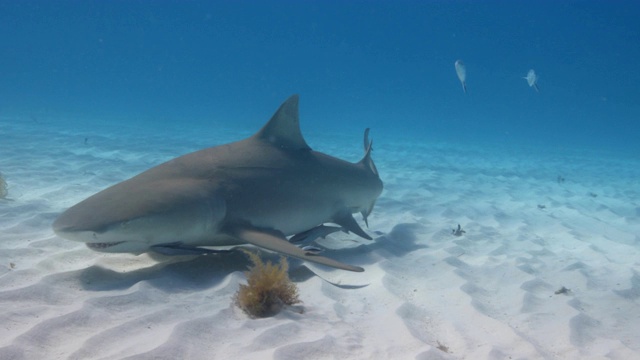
2, 1, 639, 153
1, 4, 639, 356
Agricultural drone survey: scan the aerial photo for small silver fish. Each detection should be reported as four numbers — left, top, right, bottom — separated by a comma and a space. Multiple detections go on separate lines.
524, 69, 539, 92
455, 60, 467, 94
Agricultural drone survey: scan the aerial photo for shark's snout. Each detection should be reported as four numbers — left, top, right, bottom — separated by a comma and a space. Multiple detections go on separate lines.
53, 193, 226, 255
53, 208, 148, 253
53, 221, 149, 254
53, 218, 112, 247
52, 214, 92, 242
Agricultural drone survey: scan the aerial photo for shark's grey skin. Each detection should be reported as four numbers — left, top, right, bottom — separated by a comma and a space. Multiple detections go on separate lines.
53, 95, 383, 272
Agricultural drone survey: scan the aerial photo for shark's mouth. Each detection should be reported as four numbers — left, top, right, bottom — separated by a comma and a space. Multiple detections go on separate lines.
86, 241, 125, 250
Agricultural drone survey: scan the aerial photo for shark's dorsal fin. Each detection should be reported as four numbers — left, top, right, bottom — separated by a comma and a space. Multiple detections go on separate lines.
254, 94, 311, 150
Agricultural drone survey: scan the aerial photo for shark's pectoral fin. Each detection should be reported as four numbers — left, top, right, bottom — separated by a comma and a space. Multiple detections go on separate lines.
332, 211, 373, 240
151, 242, 233, 256
228, 227, 364, 272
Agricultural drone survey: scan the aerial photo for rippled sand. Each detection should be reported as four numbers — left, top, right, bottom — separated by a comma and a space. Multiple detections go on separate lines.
1, 118, 639, 359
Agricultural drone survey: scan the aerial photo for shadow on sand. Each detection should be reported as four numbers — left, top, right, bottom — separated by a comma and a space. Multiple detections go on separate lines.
77, 222, 426, 292
79, 250, 251, 292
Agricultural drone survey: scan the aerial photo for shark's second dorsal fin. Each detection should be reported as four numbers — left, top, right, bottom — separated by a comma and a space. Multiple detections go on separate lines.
254, 94, 311, 150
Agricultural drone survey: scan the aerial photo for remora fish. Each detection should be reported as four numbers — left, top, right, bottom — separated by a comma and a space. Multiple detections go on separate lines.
53, 95, 383, 272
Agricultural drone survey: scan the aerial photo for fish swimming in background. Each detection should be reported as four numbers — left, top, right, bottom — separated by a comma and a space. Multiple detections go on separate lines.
524, 69, 540, 92
454, 60, 467, 94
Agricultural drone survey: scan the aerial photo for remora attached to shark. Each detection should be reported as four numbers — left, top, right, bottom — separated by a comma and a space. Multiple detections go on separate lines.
53, 95, 383, 272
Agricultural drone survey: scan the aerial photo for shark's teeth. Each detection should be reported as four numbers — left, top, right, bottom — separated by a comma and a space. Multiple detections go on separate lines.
87, 241, 124, 249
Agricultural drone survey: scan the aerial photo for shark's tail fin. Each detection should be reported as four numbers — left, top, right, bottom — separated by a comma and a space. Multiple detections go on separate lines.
359, 128, 379, 177
358, 128, 380, 228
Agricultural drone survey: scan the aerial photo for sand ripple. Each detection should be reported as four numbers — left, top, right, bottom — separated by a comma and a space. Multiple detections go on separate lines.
1, 120, 639, 359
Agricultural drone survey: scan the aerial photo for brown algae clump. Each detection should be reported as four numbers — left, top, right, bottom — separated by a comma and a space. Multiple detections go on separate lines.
234, 251, 300, 318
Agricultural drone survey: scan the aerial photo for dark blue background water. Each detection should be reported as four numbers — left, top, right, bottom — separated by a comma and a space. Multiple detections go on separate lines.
2, 1, 639, 152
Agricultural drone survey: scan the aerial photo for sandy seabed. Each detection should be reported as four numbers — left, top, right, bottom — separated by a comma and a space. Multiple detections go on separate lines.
1, 117, 639, 360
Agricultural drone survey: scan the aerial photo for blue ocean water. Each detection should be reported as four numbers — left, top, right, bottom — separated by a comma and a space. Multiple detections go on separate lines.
3, 3, 640, 357
1, 1, 639, 153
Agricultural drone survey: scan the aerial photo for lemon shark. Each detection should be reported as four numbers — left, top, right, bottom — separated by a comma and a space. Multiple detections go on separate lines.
53, 95, 383, 272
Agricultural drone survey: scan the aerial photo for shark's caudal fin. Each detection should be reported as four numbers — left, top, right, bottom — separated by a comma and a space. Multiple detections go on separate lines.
253, 94, 311, 150
358, 128, 379, 227
360, 128, 378, 176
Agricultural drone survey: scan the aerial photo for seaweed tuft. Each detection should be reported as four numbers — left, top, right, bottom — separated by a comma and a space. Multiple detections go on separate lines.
234, 250, 300, 318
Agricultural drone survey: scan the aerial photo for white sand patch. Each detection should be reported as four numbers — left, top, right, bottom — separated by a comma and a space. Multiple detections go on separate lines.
1, 118, 639, 359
